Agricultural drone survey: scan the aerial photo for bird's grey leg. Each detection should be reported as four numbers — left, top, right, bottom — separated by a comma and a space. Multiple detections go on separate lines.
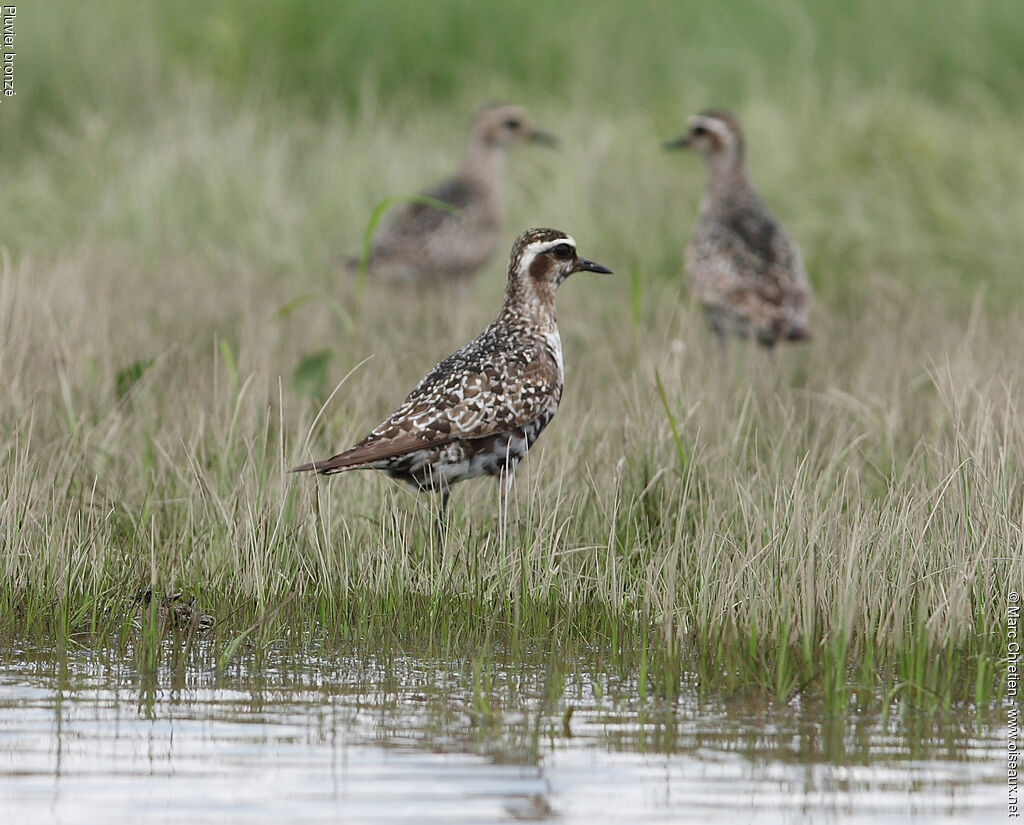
435, 488, 451, 550
757, 326, 778, 359
498, 477, 507, 548
704, 310, 728, 358
497, 465, 516, 549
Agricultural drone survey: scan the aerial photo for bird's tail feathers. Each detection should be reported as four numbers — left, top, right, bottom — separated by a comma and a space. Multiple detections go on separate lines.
786, 324, 811, 342
290, 453, 368, 475
291, 432, 452, 476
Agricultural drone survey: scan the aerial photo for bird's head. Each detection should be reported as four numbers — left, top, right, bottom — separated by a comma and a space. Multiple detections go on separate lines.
507, 228, 612, 292
471, 103, 559, 149
664, 110, 745, 166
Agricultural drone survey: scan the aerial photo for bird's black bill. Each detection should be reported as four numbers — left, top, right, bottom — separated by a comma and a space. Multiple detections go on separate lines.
529, 130, 559, 148
575, 257, 613, 275
662, 135, 690, 150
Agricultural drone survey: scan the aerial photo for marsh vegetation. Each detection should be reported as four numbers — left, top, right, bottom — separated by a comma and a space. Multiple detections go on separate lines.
1, 0, 1022, 715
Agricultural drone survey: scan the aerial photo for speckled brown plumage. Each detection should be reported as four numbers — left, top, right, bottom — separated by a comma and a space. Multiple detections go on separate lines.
665, 110, 811, 346
296, 228, 612, 511
134, 587, 215, 633
349, 104, 557, 286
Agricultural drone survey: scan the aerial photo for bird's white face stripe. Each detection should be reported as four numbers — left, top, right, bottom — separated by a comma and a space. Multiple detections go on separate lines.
517, 236, 576, 274
687, 115, 732, 143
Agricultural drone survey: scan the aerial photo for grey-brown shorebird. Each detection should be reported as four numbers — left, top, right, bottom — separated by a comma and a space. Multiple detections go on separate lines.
134, 587, 215, 634
297, 227, 612, 540
348, 104, 557, 285
665, 110, 811, 347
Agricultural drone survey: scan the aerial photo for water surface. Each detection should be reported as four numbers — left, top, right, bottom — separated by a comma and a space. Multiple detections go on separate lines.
0, 645, 1005, 823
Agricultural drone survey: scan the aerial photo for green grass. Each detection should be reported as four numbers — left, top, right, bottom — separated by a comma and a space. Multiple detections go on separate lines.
1, 0, 1022, 710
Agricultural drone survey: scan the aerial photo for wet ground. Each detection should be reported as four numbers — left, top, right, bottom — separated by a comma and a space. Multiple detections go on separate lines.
0, 644, 1006, 823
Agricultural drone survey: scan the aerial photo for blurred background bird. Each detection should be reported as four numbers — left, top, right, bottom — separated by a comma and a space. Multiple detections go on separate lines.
665, 110, 811, 348
344, 103, 557, 286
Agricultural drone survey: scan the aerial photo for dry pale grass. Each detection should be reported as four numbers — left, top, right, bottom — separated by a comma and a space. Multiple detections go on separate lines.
1, 66, 1022, 703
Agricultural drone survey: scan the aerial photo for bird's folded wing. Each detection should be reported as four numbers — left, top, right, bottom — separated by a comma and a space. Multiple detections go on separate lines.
291, 431, 456, 474
709, 243, 788, 306
723, 216, 807, 299
379, 362, 558, 445
292, 386, 552, 476
293, 336, 559, 475
372, 177, 480, 249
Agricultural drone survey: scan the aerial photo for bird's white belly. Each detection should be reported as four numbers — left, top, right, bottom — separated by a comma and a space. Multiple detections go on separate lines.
541, 329, 564, 378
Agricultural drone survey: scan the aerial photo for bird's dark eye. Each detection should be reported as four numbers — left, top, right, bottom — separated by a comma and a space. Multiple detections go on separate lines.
504, 118, 522, 130
551, 243, 574, 259
692, 125, 709, 137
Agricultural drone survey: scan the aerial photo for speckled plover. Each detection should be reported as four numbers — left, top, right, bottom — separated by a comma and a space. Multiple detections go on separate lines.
298, 228, 611, 540
665, 110, 811, 347
348, 104, 557, 285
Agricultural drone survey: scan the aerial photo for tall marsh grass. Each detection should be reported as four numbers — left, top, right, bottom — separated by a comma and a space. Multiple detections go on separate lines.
1, 0, 1022, 707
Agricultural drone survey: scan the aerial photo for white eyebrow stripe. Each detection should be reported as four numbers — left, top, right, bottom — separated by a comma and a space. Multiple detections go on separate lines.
526, 236, 576, 256
687, 115, 730, 138
518, 236, 576, 272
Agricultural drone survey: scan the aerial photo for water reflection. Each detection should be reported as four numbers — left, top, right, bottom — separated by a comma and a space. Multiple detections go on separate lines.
0, 644, 1005, 823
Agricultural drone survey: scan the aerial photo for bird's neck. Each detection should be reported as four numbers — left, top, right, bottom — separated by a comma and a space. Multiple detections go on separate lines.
459, 141, 506, 200
701, 153, 751, 212
500, 274, 558, 332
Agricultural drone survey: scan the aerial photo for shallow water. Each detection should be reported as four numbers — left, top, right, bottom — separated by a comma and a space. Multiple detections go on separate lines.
0, 644, 1006, 824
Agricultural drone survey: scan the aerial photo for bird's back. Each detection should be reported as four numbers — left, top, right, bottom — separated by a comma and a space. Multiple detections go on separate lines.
688, 190, 810, 343
365, 175, 501, 284
371, 318, 562, 447
298, 319, 563, 489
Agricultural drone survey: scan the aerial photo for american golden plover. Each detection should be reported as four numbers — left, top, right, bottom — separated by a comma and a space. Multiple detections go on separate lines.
134, 587, 215, 633
296, 228, 612, 538
348, 104, 557, 285
665, 110, 811, 346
